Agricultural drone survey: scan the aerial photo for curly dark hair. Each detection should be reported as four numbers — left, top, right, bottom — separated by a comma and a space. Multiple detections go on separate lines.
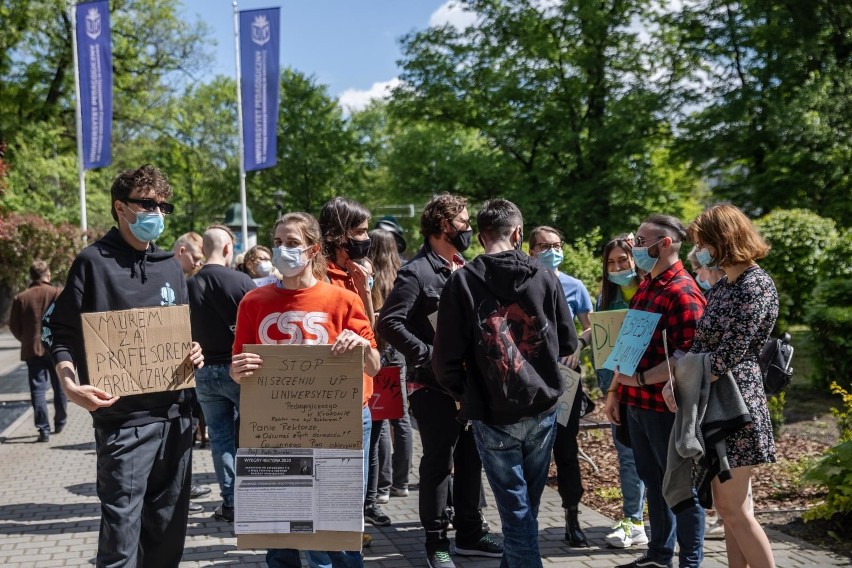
318, 197, 371, 259
110, 164, 173, 222
420, 193, 468, 239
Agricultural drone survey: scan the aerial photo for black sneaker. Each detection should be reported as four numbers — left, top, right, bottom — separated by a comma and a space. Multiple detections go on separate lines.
190, 484, 212, 499
364, 504, 391, 527
426, 545, 455, 568
37, 431, 49, 443
54, 424, 65, 434
454, 533, 503, 557
616, 554, 673, 568
213, 504, 234, 522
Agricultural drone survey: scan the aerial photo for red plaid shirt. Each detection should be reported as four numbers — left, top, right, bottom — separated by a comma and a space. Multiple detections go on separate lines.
620, 260, 706, 412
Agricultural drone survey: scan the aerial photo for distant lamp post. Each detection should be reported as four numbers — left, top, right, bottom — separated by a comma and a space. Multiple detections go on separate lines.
224, 202, 259, 254
273, 189, 286, 220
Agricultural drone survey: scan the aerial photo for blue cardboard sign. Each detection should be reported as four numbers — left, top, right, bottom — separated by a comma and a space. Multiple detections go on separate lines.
602, 309, 663, 376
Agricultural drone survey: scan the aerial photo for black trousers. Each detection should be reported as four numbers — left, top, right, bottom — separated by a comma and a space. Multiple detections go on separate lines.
95, 415, 193, 568
409, 387, 484, 546
553, 384, 585, 509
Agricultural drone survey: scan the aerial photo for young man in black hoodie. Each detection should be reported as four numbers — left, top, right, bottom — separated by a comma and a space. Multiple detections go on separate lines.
42, 164, 204, 568
433, 199, 578, 567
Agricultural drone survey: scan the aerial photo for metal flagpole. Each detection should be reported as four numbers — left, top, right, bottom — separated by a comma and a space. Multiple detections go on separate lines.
70, 0, 88, 242
233, 0, 249, 252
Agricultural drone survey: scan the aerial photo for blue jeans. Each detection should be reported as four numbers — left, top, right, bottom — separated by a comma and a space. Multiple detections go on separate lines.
598, 368, 645, 522
27, 354, 67, 434
472, 411, 557, 568
266, 406, 372, 568
195, 363, 240, 507
627, 405, 704, 567
611, 425, 646, 523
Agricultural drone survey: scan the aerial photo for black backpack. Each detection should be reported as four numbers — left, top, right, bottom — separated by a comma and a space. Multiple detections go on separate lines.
759, 332, 794, 396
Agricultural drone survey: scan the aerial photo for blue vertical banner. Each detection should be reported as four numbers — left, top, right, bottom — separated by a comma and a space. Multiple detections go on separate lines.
239, 7, 280, 171
75, 0, 112, 169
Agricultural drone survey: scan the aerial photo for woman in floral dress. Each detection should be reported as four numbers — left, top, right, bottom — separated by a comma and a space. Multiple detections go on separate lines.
687, 203, 779, 568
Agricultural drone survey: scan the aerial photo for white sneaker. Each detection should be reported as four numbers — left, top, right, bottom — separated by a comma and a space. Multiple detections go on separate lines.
706, 518, 725, 539
606, 519, 649, 548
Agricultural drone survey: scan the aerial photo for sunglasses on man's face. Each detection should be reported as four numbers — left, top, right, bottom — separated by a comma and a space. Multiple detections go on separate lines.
125, 198, 174, 214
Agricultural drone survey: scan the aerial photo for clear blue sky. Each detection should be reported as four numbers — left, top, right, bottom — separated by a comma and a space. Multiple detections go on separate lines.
179, 0, 466, 109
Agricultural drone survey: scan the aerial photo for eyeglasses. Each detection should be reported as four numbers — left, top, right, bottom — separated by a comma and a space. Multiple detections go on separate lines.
633, 235, 666, 247
534, 242, 562, 251
124, 198, 174, 214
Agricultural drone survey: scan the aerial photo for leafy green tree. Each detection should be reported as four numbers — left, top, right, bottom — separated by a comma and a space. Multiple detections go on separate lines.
392, 0, 703, 241
673, 0, 851, 226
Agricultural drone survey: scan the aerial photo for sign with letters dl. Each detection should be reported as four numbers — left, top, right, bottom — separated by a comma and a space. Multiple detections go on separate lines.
81, 305, 195, 395
589, 310, 627, 370
602, 309, 663, 377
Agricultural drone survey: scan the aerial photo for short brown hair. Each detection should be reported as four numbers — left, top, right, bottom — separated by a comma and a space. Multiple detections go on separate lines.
420, 193, 468, 239
29, 259, 50, 282
529, 226, 562, 250
110, 164, 173, 222
687, 203, 770, 266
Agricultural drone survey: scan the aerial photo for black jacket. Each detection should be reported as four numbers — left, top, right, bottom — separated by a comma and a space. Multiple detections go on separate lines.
376, 242, 452, 389
432, 250, 578, 425
43, 227, 192, 429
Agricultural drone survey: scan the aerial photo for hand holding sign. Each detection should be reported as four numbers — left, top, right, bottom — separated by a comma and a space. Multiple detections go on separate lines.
602, 309, 663, 377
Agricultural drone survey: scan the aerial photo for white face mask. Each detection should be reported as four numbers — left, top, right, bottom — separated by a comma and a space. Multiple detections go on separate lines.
272, 245, 310, 278
255, 260, 274, 277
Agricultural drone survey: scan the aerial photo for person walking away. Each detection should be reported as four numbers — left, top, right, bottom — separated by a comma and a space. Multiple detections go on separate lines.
377, 193, 501, 568
605, 214, 707, 568
42, 164, 205, 568
433, 199, 578, 568
188, 224, 255, 523
10, 259, 67, 442
684, 204, 779, 568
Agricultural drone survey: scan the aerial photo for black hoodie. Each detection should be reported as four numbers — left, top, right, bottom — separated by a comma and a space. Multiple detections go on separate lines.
432, 250, 578, 425
43, 227, 192, 429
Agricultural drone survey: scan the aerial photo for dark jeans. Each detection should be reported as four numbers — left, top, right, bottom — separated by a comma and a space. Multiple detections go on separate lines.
553, 384, 583, 509
409, 387, 484, 547
26, 354, 67, 434
195, 363, 240, 507
95, 416, 193, 568
627, 405, 704, 567
365, 418, 387, 507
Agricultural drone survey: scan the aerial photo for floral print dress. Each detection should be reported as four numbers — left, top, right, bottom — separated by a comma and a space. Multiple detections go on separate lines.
690, 265, 779, 468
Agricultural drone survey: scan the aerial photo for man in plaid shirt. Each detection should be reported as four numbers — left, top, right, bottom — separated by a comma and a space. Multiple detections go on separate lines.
605, 214, 707, 568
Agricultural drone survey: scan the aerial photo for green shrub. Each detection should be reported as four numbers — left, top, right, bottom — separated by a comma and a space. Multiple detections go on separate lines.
806, 278, 852, 390
819, 229, 852, 279
803, 439, 852, 522
559, 226, 602, 298
829, 382, 852, 443
767, 392, 786, 437
755, 209, 838, 326
0, 212, 82, 323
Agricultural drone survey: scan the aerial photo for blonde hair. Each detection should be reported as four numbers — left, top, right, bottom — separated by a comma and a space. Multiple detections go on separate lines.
687, 203, 770, 266
274, 212, 328, 280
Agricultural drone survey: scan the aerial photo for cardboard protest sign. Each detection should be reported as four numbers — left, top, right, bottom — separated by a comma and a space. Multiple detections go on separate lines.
589, 310, 627, 370
555, 363, 582, 427
602, 309, 663, 376
237, 344, 364, 551
81, 305, 195, 396
368, 366, 403, 421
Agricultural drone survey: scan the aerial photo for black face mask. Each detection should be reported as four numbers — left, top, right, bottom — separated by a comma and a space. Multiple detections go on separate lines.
343, 237, 371, 260
448, 228, 473, 253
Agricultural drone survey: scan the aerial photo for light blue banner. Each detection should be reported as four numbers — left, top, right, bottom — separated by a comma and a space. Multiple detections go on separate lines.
602, 309, 662, 376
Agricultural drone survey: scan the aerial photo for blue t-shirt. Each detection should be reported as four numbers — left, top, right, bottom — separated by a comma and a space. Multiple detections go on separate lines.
557, 271, 593, 323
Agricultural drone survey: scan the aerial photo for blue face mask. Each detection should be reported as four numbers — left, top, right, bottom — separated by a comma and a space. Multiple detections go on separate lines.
125, 211, 164, 242
538, 248, 563, 270
632, 242, 661, 273
696, 247, 716, 269
608, 268, 637, 286
696, 276, 712, 291
367, 275, 374, 290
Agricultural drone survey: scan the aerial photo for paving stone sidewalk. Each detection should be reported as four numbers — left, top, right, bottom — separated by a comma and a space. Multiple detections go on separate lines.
0, 328, 847, 567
